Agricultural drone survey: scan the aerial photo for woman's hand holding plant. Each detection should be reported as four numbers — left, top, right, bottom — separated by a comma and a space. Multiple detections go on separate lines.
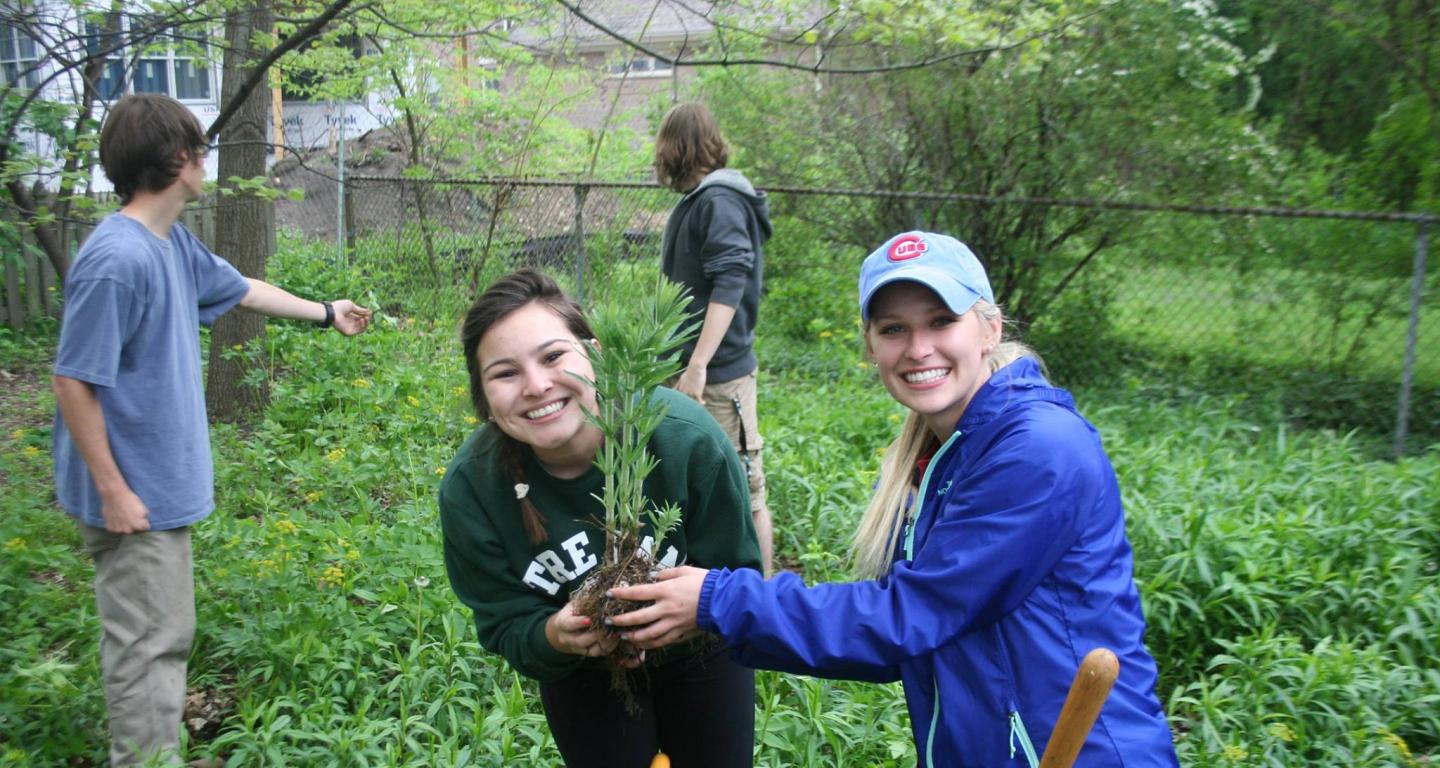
546, 602, 618, 658
604, 566, 709, 650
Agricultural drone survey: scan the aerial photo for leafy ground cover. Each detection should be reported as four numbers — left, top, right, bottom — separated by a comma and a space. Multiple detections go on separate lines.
0, 243, 1435, 766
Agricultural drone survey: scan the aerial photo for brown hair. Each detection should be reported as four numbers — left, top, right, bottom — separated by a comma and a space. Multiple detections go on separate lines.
461, 269, 595, 544
99, 94, 207, 204
653, 102, 729, 192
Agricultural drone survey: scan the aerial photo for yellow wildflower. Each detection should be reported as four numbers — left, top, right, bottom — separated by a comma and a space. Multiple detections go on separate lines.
273, 519, 299, 535
10, 428, 26, 440
326, 448, 347, 463
1267, 723, 1294, 742
1377, 727, 1412, 759
451, 386, 467, 397
407, 395, 420, 407
304, 491, 323, 504
1222, 745, 1247, 760
856, 361, 868, 369
434, 466, 446, 477
352, 378, 371, 388
346, 548, 361, 561
888, 413, 902, 423
23, 446, 40, 457
320, 564, 346, 587
819, 330, 833, 339
4, 537, 27, 552
465, 415, 480, 426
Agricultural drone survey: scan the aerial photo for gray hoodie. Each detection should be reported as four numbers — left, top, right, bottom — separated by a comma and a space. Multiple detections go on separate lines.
660, 168, 773, 383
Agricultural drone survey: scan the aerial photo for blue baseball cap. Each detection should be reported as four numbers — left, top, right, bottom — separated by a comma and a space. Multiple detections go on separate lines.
858, 231, 994, 323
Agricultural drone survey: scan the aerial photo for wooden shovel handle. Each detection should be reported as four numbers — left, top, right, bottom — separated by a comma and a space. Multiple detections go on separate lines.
1038, 647, 1120, 768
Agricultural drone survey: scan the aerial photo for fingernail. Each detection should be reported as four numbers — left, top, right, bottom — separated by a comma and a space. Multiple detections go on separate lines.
604, 590, 613, 599
619, 633, 629, 641
603, 617, 613, 626
581, 617, 591, 627
648, 570, 659, 579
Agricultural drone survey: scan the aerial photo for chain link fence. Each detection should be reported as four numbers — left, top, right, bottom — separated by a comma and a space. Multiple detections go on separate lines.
277, 172, 1432, 455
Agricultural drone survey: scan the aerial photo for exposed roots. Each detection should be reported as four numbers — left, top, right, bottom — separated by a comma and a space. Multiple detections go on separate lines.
570, 541, 659, 715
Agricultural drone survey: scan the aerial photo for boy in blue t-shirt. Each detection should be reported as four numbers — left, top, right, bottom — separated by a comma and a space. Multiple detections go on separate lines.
51, 93, 372, 766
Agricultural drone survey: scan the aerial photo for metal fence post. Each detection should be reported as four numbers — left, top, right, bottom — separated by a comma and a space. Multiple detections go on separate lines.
336, 100, 347, 264
574, 184, 590, 307
1395, 219, 1429, 457
23, 242, 41, 319
4, 249, 22, 329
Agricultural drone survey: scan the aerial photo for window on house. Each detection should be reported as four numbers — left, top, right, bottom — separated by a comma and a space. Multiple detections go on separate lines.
1, 23, 40, 89
607, 55, 673, 77
472, 57, 502, 91
82, 14, 212, 102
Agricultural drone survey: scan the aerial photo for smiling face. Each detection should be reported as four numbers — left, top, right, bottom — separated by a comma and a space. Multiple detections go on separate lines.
476, 301, 602, 478
865, 281, 1003, 439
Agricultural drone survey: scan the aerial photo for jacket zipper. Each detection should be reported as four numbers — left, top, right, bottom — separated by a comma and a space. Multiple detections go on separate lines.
905, 429, 961, 767
903, 430, 961, 561
994, 624, 1040, 767
1009, 710, 1040, 767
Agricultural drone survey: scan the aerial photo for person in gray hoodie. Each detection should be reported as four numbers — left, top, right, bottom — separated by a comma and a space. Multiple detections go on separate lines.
654, 102, 775, 573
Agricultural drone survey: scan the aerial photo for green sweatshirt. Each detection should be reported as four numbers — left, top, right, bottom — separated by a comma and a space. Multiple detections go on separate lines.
440, 387, 763, 682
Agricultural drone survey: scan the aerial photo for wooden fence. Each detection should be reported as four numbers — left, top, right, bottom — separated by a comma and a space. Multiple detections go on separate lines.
2, 200, 215, 329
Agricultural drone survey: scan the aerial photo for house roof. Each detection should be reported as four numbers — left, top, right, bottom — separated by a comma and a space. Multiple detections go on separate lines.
513, 0, 807, 54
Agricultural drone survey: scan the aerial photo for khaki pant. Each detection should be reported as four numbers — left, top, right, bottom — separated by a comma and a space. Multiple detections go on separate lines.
699, 372, 767, 511
78, 522, 195, 767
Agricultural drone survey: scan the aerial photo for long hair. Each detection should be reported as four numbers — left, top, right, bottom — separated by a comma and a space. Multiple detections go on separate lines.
99, 94, 207, 204
461, 269, 595, 545
653, 102, 729, 193
850, 299, 1044, 579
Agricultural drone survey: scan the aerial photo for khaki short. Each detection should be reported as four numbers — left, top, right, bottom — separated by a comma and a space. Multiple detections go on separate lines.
698, 371, 767, 511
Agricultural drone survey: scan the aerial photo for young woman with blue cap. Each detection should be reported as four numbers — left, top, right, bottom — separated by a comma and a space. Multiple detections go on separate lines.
607, 232, 1179, 766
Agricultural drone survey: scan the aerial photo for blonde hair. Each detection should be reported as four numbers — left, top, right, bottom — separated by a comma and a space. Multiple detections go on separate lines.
850, 299, 1043, 579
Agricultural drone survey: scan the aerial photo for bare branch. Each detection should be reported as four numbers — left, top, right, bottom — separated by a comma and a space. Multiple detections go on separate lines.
548, 0, 1111, 75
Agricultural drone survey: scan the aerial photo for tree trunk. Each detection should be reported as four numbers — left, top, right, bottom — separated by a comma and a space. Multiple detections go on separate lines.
206, 0, 275, 422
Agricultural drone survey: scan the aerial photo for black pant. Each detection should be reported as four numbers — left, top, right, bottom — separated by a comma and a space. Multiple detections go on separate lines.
539, 643, 755, 768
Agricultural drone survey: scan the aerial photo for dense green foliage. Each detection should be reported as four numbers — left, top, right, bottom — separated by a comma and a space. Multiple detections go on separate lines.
3, 0, 1437, 763
686, 0, 1436, 384
2, 233, 1436, 766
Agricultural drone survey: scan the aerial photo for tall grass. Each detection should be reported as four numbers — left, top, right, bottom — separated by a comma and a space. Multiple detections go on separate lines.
0, 236, 1434, 765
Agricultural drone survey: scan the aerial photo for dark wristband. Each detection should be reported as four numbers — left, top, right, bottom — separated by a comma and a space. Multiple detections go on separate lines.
317, 301, 334, 329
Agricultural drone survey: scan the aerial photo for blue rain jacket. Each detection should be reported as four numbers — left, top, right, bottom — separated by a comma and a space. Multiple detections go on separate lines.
697, 359, 1178, 766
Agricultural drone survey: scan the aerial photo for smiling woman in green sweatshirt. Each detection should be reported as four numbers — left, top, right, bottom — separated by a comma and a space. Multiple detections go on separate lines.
439, 269, 763, 768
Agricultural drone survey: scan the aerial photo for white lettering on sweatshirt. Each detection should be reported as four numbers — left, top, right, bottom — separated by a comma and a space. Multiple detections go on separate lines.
521, 531, 602, 595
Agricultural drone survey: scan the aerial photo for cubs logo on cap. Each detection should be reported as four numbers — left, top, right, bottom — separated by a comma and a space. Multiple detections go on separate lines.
889, 234, 928, 261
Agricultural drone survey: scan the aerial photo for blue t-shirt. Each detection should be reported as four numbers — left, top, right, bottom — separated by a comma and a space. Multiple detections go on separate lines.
52, 213, 250, 530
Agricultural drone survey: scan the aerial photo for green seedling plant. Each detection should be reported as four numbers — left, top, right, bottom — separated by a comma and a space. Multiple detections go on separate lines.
568, 276, 696, 703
